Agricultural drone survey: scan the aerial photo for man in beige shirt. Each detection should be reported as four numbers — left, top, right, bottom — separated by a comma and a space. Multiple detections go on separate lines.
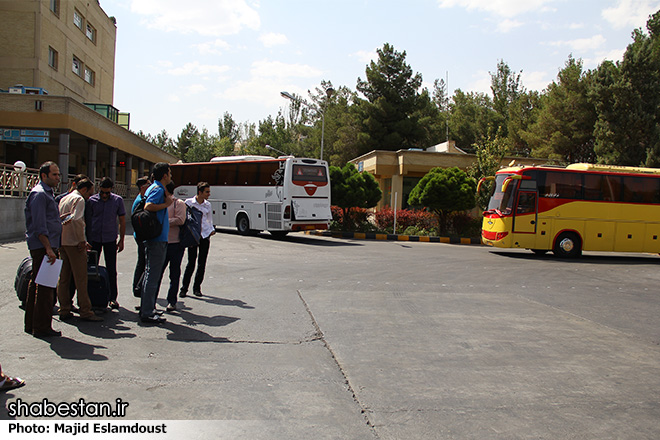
57, 178, 102, 322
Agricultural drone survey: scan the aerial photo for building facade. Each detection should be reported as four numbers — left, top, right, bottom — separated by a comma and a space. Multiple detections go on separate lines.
350, 142, 543, 211
0, 0, 176, 193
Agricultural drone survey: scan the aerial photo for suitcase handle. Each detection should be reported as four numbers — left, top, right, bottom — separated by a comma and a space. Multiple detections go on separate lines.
87, 250, 101, 278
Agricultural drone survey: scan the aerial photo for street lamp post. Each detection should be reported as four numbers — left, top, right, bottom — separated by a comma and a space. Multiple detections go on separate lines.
280, 87, 334, 161
265, 144, 288, 156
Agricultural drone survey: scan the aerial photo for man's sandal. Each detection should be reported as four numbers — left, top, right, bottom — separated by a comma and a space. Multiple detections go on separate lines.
0, 376, 26, 392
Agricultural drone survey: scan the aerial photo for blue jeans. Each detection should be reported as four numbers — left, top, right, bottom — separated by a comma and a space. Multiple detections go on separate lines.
133, 236, 146, 296
156, 242, 185, 306
140, 240, 167, 318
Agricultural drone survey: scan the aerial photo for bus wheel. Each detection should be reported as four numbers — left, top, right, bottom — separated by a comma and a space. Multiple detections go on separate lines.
270, 231, 288, 239
531, 249, 548, 256
236, 214, 250, 235
553, 232, 582, 258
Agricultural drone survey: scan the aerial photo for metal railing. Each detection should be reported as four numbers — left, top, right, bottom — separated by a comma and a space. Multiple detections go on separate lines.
0, 163, 41, 197
0, 162, 135, 198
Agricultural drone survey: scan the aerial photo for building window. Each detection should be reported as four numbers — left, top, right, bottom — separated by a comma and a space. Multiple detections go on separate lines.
50, 0, 60, 16
84, 67, 95, 86
72, 56, 82, 76
86, 23, 96, 43
48, 47, 58, 70
73, 9, 84, 30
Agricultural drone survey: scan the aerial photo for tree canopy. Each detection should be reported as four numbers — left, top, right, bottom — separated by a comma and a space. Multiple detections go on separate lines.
523, 56, 597, 163
140, 11, 660, 170
329, 164, 382, 212
408, 167, 476, 232
355, 43, 427, 154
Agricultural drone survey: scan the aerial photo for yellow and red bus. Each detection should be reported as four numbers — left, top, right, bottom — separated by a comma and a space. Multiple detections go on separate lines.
479, 163, 660, 257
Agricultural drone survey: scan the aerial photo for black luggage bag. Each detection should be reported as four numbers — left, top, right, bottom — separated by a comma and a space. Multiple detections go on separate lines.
87, 250, 110, 309
14, 256, 33, 307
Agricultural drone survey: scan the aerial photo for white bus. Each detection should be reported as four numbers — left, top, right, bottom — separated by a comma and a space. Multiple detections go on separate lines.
169, 156, 332, 237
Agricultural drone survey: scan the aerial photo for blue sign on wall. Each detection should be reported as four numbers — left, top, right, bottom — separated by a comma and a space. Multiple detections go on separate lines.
1, 129, 49, 143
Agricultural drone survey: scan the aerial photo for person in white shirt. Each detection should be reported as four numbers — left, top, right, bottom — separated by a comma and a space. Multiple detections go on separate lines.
179, 182, 215, 297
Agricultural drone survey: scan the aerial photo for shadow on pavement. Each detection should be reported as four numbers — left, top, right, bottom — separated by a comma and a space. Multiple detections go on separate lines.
182, 295, 254, 309
60, 312, 138, 341
46, 336, 109, 361
217, 229, 363, 247
490, 250, 660, 265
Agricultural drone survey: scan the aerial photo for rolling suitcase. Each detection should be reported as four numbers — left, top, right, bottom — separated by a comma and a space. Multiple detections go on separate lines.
14, 256, 33, 307
87, 250, 110, 309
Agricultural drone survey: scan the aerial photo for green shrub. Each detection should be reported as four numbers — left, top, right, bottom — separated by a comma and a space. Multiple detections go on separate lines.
401, 226, 438, 236
330, 206, 377, 232
374, 208, 438, 234
447, 212, 482, 238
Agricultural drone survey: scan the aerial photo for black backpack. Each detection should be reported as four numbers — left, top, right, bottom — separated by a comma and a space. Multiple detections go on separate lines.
131, 197, 162, 241
180, 205, 203, 248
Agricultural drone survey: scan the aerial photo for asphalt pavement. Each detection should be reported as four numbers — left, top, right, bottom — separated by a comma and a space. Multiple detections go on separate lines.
1, 232, 659, 439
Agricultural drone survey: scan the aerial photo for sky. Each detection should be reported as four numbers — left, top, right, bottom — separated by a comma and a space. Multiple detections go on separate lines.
99, 0, 660, 140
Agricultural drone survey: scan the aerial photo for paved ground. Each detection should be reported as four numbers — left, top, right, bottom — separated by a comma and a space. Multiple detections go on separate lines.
1, 232, 660, 439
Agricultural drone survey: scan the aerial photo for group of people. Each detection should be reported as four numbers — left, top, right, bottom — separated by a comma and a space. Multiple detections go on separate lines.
24, 162, 124, 337
131, 162, 214, 324
23, 160, 214, 336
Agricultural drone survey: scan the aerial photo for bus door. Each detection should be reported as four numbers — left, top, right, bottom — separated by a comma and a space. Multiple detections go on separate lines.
513, 191, 538, 234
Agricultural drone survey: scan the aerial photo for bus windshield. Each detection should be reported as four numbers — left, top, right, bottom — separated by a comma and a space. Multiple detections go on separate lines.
486, 174, 515, 214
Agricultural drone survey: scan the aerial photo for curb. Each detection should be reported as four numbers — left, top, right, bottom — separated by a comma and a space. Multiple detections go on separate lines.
303, 230, 482, 245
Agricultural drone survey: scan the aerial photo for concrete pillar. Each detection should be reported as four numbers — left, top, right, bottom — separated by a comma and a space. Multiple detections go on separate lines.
58, 131, 70, 187
125, 154, 133, 185
108, 147, 117, 183
391, 174, 404, 211
88, 140, 97, 181
378, 177, 389, 211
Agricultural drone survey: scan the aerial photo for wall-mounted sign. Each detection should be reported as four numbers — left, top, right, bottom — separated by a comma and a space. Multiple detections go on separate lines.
1, 129, 50, 143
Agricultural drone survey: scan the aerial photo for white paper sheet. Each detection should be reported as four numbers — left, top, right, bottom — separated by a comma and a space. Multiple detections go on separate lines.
34, 256, 63, 288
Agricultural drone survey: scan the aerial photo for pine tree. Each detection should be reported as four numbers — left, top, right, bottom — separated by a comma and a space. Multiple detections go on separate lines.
356, 43, 425, 153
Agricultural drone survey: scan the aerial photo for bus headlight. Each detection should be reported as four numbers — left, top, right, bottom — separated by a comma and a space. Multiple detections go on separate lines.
283, 205, 291, 220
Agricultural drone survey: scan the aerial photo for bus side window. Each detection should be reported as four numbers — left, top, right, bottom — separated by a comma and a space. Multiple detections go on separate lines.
237, 163, 259, 185
543, 171, 582, 199
653, 178, 660, 204
258, 162, 281, 185
178, 165, 199, 185
584, 174, 605, 201
199, 164, 218, 185
605, 175, 622, 201
221, 164, 237, 185
624, 176, 656, 203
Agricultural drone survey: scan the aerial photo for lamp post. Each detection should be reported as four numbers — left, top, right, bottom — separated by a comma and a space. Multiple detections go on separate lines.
280, 86, 334, 161
265, 144, 288, 156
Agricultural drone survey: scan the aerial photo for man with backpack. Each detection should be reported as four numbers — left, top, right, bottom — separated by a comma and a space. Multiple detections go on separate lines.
131, 177, 150, 297
138, 163, 172, 324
